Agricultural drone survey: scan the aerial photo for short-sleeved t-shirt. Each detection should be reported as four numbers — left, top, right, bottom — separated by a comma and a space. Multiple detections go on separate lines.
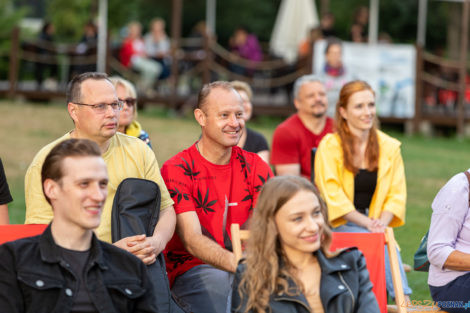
0, 158, 12, 205
24, 132, 173, 243
161, 144, 273, 285
270, 114, 334, 179
243, 128, 269, 154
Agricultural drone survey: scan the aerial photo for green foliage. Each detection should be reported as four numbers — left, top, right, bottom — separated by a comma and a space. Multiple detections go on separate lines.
108, 1, 140, 31
329, 0, 448, 50
329, 0, 368, 40
0, 0, 28, 78
133, 0, 171, 32
0, 0, 28, 38
45, 0, 91, 42
216, 0, 281, 44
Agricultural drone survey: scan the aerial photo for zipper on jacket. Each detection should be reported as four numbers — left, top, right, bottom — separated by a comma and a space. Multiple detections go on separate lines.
275, 296, 312, 312
338, 272, 355, 310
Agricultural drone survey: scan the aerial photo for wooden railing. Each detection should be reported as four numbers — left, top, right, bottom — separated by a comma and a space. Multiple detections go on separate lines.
413, 44, 470, 135
3, 27, 310, 116
5, 26, 470, 133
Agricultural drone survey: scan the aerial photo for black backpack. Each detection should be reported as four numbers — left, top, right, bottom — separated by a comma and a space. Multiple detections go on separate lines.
111, 178, 188, 313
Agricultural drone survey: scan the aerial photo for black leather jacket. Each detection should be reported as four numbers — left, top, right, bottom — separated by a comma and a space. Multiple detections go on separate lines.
0, 224, 157, 313
232, 248, 380, 313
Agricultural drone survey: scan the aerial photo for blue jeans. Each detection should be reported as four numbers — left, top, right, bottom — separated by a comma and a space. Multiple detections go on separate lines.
430, 272, 470, 313
334, 222, 412, 298
171, 264, 234, 313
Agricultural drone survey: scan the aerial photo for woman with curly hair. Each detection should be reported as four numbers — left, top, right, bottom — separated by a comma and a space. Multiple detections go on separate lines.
314, 80, 412, 300
231, 176, 379, 313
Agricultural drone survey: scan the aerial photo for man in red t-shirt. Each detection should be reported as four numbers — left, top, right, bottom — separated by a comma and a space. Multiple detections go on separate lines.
161, 81, 272, 313
271, 75, 334, 179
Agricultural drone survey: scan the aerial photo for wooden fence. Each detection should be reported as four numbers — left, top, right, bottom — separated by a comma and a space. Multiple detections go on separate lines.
3, 27, 470, 134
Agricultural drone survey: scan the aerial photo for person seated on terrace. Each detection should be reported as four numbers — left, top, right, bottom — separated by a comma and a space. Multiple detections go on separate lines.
144, 18, 171, 80
120, 21, 162, 96
73, 21, 98, 75
314, 80, 412, 300
229, 27, 262, 76
350, 6, 369, 43
231, 175, 379, 313
298, 26, 322, 59
320, 12, 338, 38
428, 169, 470, 313
230, 80, 269, 164
35, 21, 58, 90
109, 76, 152, 148
229, 27, 262, 62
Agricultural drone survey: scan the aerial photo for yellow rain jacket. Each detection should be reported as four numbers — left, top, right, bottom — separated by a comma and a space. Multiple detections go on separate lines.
314, 130, 406, 228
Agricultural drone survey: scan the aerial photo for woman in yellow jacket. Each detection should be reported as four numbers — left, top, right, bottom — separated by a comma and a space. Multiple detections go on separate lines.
314, 80, 412, 299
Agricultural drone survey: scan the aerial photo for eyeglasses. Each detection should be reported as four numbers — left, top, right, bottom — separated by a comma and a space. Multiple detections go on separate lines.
120, 98, 137, 107
73, 101, 123, 113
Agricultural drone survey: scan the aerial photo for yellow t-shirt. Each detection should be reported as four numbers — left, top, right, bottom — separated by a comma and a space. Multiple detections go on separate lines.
25, 132, 174, 242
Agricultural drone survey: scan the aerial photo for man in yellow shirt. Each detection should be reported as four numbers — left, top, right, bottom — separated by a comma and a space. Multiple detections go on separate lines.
25, 72, 175, 265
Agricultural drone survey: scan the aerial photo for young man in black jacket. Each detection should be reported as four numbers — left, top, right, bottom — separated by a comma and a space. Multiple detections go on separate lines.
0, 138, 158, 313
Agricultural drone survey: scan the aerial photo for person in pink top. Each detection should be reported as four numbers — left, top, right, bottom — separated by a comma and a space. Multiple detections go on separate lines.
270, 75, 334, 179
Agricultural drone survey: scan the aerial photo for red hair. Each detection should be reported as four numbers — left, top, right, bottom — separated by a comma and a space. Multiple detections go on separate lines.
334, 80, 379, 174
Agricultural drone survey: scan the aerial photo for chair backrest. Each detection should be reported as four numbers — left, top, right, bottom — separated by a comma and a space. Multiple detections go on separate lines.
330, 228, 406, 313
330, 232, 387, 313
0, 224, 48, 245
310, 147, 317, 183
231, 224, 406, 313
231, 223, 250, 263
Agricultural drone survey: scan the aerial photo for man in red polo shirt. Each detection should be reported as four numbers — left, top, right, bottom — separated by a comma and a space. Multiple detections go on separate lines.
161, 81, 272, 313
271, 75, 334, 179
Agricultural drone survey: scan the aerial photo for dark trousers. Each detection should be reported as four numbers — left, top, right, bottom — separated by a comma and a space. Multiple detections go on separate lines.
430, 272, 470, 313
35, 54, 58, 87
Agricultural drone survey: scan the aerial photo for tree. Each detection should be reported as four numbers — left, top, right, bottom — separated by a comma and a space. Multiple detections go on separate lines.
45, 0, 91, 42
0, 0, 27, 78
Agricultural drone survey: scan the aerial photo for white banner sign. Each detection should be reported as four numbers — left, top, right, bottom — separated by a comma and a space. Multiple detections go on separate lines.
314, 40, 416, 118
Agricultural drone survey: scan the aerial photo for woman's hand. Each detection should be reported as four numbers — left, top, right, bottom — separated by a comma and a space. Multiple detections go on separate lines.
366, 219, 386, 233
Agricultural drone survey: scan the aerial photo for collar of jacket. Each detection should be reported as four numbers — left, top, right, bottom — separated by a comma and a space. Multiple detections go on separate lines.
272, 249, 354, 304
316, 248, 352, 273
125, 120, 143, 138
38, 223, 108, 270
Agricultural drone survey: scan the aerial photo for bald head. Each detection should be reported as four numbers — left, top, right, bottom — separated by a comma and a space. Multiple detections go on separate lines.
196, 81, 240, 113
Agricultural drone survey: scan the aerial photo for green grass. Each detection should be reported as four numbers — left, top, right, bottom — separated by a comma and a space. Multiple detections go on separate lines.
2, 99, 470, 301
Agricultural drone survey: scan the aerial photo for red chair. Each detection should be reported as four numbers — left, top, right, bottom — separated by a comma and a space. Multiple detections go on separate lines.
331, 232, 387, 313
0, 224, 48, 245
330, 229, 406, 313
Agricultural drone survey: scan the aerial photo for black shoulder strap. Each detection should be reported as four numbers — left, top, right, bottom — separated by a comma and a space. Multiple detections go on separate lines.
464, 171, 470, 207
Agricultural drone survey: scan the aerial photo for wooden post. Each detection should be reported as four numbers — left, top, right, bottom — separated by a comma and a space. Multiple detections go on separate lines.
105, 30, 111, 74
307, 43, 313, 74
413, 44, 423, 134
8, 27, 20, 98
457, 0, 469, 137
170, 0, 183, 109
202, 32, 211, 85
385, 228, 407, 313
